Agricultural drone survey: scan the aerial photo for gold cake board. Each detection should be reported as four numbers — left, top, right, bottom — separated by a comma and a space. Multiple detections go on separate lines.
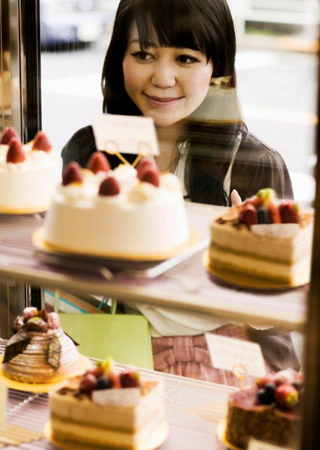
0, 354, 91, 393
216, 418, 241, 450
33, 226, 200, 262
44, 421, 169, 450
202, 251, 308, 290
0, 204, 50, 215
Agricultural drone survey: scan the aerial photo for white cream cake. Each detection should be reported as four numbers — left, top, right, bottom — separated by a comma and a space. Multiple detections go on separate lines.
209, 189, 314, 285
49, 361, 167, 450
44, 154, 189, 257
0, 127, 61, 213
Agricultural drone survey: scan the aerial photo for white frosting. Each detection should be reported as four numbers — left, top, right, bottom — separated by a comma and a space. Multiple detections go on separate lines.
92, 387, 141, 406
251, 223, 300, 238
44, 167, 189, 256
0, 148, 61, 211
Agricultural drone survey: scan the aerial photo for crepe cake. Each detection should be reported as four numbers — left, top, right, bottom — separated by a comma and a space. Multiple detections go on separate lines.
49, 358, 167, 450
225, 369, 303, 448
2, 307, 80, 384
209, 188, 314, 285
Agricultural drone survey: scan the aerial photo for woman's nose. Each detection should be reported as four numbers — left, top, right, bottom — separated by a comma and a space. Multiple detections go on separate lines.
151, 64, 176, 88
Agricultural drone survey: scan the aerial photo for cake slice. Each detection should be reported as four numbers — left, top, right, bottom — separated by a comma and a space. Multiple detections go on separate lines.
2, 307, 80, 384
225, 369, 303, 448
209, 189, 313, 285
49, 360, 167, 449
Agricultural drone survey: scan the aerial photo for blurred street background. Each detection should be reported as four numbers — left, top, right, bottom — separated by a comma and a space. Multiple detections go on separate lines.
40, 0, 320, 206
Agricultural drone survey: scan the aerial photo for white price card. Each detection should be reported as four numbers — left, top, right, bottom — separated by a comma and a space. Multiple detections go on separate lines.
93, 114, 159, 156
0, 381, 7, 424
205, 334, 266, 377
248, 438, 293, 450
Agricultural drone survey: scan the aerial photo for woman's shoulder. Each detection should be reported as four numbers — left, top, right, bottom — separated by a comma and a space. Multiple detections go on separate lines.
239, 126, 284, 164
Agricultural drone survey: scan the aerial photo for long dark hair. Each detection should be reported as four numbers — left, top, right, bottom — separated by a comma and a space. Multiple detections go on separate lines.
102, 0, 240, 205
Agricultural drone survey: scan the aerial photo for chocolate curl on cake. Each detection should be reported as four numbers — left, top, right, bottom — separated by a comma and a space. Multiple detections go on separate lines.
6, 138, 26, 163
3, 332, 31, 363
0, 126, 19, 145
99, 176, 120, 196
62, 162, 84, 186
87, 151, 111, 174
32, 131, 52, 152
48, 335, 61, 370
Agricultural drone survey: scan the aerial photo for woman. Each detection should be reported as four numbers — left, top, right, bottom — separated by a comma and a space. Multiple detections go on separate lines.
62, 0, 299, 384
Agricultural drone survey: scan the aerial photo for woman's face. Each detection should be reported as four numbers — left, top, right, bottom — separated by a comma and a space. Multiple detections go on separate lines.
123, 24, 213, 127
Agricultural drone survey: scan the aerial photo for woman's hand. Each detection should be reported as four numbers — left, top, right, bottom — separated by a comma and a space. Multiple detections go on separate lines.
231, 189, 242, 206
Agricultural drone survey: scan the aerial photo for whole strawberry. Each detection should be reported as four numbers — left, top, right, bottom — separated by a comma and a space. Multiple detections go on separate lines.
120, 371, 141, 388
99, 176, 120, 196
140, 169, 160, 187
62, 162, 83, 186
275, 384, 299, 410
32, 131, 52, 152
279, 202, 300, 224
87, 152, 111, 174
6, 138, 26, 163
0, 126, 19, 145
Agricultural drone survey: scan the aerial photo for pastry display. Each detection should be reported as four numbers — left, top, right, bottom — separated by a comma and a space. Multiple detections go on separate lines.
225, 369, 303, 448
43, 154, 189, 257
209, 188, 314, 285
0, 127, 61, 213
49, 359, 167, 450
2, 307, 80, 384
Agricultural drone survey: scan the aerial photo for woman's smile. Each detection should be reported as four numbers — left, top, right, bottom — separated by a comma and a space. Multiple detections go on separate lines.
143, 93, 184, 107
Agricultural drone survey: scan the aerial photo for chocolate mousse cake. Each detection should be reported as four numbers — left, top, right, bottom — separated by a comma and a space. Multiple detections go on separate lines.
225, 369, 303, 448
2, 307, 80, 384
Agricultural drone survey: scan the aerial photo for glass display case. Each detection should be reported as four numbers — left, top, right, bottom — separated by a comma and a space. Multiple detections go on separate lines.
0, 0, 319, 448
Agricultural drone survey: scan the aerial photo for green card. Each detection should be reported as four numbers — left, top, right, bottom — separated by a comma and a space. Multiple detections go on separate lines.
59, 314, 153, 370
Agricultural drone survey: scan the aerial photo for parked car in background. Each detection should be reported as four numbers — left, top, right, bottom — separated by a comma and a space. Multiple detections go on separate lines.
40, 0, 119, 47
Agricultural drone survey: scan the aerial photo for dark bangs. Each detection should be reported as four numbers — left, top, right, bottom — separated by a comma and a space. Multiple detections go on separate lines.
133, 0, 236, 77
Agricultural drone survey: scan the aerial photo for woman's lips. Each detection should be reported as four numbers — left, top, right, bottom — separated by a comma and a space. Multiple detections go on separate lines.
144, 94, 183, 106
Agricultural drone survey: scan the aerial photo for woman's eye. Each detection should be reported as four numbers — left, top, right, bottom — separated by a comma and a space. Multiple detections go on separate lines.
131, 51, 153, 62
177, 54, 199, 65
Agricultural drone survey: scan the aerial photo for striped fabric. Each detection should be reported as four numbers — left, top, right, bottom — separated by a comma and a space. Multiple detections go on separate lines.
152, 324, 272, 387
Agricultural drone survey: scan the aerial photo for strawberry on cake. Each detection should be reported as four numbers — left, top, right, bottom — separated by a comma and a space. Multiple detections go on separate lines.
0, 127, 61, 213
225, 369, 303, 448
49, 359, 167, 450
209, 189, 314, 286
43, 154, 189, 258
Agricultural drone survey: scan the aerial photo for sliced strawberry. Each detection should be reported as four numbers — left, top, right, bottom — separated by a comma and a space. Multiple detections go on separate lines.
32, 131, 52, 152
62, 162, 83, 186
140, 169, 160, 187
268, 203, 281, 224
0, 126, 19, 145
99, 176, 120, 196
275, 384, 299, 410
239, 204, 258, 225
6, 138, 26, 163
279, 202, 300, 224
87, 152, 111, 174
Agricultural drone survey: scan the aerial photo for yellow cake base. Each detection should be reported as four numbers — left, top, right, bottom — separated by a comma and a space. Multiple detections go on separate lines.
0, 204, 50, 215
0, 354, 91, 393
203, 251, 308, 290
44, 421, 169, 450
33, 226, 200, 261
